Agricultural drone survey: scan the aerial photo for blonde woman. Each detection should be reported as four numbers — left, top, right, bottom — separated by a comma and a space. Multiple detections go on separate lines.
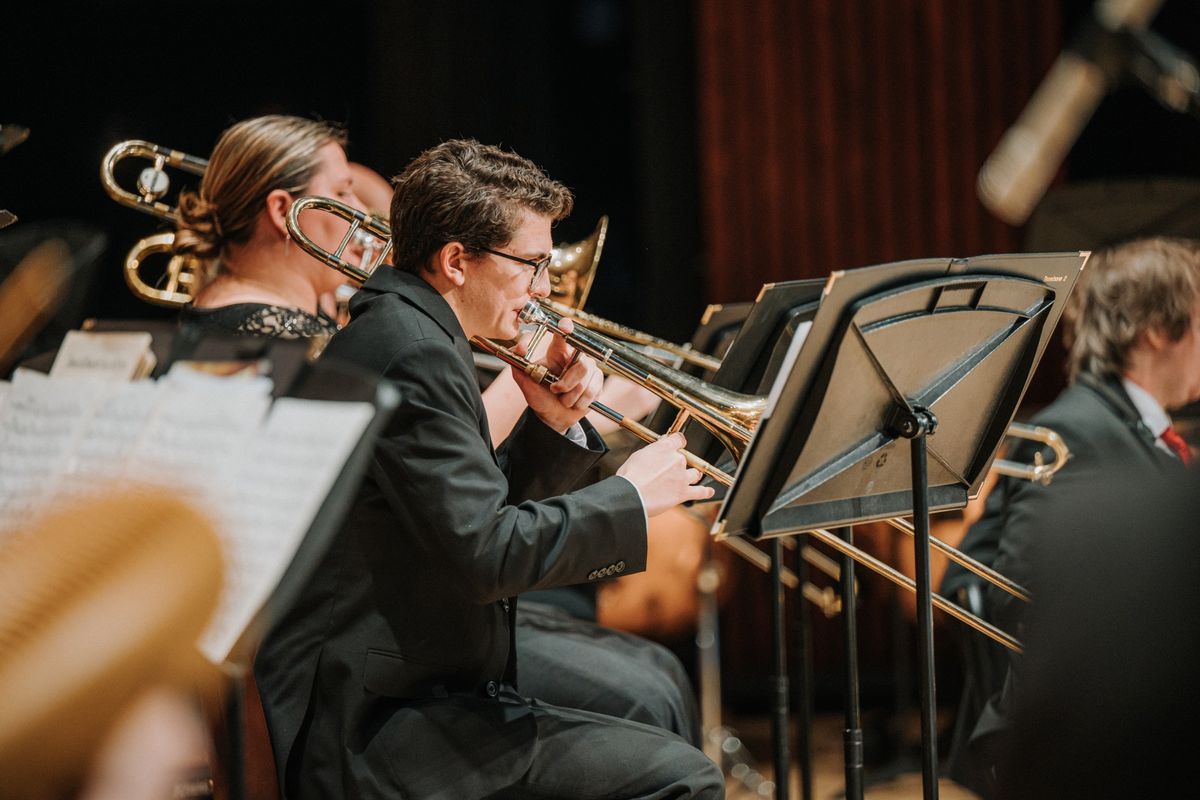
174, 115, 366, 340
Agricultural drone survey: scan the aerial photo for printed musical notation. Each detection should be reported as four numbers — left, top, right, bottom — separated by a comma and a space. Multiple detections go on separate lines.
0, 363, 374, 665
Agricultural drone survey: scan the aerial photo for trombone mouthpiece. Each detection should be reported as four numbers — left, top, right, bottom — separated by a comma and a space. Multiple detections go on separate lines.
519, 300, 551, 325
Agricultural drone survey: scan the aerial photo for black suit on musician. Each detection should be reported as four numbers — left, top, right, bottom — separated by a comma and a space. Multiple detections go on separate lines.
943, 373, 1186, 797
180, 293, 700, 745
254, 267, 722, 799
945, 372, 1185, 633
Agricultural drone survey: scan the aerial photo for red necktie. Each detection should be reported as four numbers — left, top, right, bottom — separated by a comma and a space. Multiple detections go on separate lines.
1161, 426, 1193, 466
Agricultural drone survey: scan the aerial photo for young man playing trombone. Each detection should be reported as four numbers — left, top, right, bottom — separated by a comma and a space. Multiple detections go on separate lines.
254, 139, 723, 799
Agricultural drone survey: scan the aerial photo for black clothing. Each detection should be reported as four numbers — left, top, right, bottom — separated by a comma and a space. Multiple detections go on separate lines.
193, 294, 701, 744
179, 302, 337, 340
254, 268, 721, 798
999, 468, 1200, 799
515, 600, 701, 745
943, 374, 1186, 798
944, 373, 1183, 632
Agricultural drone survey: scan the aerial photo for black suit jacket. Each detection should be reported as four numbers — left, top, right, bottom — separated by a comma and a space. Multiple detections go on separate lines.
943, 373, 1183, 634
254, 268, 647, 796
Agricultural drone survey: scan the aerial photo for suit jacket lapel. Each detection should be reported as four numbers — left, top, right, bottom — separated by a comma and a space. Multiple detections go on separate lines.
1077, 372, 1179, 469
359, 266, 500, 459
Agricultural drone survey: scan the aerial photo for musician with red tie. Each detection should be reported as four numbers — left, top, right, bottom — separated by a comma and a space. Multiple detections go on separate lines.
944, 236, 1200, 797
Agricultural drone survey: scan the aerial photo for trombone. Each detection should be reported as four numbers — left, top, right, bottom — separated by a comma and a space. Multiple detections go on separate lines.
284, 195, 846, 614
101, 140, 208, 306
282, 194, 1077, 648
100, 140, 208, 222
100, 140, 384, 308
123, 233, 197, 308
544, 299, 723, 372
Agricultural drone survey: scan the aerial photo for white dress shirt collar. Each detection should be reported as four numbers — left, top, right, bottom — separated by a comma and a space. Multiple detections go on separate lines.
1122, 377, 1173, 445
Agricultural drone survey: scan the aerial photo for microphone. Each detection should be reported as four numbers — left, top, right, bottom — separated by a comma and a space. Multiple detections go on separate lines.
1124, 26, 1200, 117
977, 0, 1165, 226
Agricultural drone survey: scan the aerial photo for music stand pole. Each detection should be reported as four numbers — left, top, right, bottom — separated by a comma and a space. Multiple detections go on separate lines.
837, 525, 865, 800
792, 545, 814, 800
890, 405, 940, 800
222, 669, 247, 800
769, 535, 790, 800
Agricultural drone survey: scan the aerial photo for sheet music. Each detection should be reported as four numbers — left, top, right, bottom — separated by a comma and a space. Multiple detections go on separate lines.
122, 373, 273, 495
196, 398, 375, 663
50, 330, 155, 380
0, 367, 377, 665
57, 380, 164, 499
0, 371, 120, 535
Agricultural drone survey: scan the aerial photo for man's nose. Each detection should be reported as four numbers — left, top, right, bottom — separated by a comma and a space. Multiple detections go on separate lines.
530, 267, 551, 298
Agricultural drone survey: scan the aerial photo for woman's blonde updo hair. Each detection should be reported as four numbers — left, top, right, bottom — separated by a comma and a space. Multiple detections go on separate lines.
175, 115, 346, 289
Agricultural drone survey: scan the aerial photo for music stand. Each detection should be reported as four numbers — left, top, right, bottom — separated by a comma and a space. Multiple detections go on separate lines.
654, 280, 825, 466
713, 252, 1087, 800
662, 283, 824, 798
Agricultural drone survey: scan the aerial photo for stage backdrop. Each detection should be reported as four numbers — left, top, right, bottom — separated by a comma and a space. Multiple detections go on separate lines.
693, 0, 1065, 711
695, 0, 1061, 300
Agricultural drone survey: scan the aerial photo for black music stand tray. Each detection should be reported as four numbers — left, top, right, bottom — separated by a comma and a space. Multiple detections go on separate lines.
713, 252, 1087, 800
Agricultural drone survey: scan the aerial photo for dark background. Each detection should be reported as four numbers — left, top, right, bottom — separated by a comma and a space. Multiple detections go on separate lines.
4, 1, 1200, 347
5, 0, 1200, 718
3, 0, 702, 335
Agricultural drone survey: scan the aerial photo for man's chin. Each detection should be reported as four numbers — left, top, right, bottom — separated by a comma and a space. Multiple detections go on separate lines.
489, 324, 522, 344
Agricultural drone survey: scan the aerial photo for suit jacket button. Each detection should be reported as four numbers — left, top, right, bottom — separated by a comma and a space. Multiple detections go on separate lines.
485, 681, 499, 697
615, 560, 625, 573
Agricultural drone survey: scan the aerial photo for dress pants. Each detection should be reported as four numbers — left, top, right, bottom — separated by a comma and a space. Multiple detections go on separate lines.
515, 600, 701, 746
341, 686, 724, 799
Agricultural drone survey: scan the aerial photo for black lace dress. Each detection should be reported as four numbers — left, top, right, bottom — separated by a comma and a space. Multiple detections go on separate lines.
178, 302, 339, 342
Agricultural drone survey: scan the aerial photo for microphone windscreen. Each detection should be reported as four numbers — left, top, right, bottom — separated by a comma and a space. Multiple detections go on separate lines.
977, 54, 1108, 226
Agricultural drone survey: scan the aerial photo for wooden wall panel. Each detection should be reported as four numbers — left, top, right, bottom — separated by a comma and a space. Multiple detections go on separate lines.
695, 1, 1063, 302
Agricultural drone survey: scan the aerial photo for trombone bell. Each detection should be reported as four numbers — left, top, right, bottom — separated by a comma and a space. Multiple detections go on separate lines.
549, 215, 607, 310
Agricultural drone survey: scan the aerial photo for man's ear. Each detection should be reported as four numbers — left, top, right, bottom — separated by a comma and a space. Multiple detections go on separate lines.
433, 241, 470, 287
264, 189, 293, 239
1143, 325, 1170, 352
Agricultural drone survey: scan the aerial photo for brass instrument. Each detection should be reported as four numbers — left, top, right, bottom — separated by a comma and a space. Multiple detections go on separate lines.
545, 299, 723, 372
518, 300, 765, 461
473, 335, 842, 617
285, 195, 386, 284
548, 216, 606, 309
283, 194, 1075, 650
992, 422, 1070, 485
101, 140, 208, 306
123, 233, 198, 308
102, 141, 389, 308
100, 140, 208, 223
542, 214, 720, 371
544, 216, 719, 370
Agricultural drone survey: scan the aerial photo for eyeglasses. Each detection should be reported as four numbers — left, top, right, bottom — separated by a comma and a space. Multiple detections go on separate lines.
480, 247, 553, 291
